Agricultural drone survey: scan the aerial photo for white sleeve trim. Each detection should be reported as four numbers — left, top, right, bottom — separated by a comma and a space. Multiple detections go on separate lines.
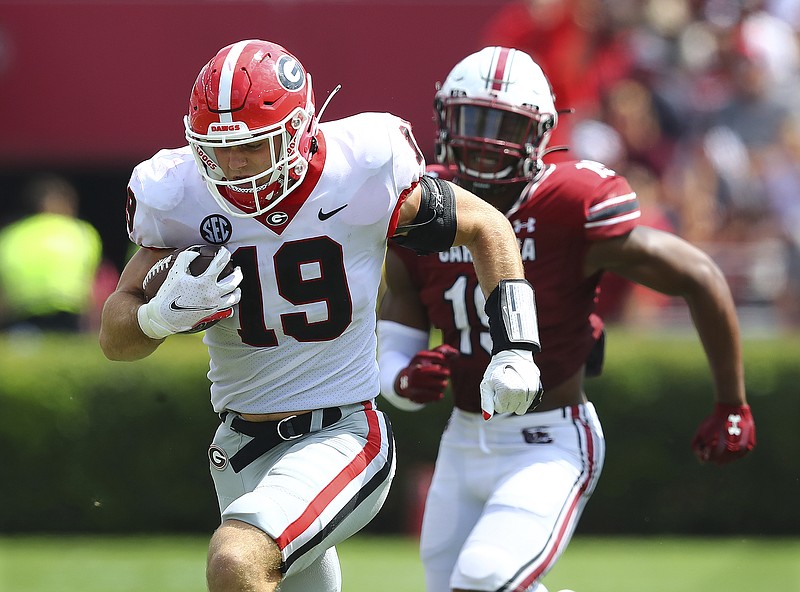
376, 320, 430, 412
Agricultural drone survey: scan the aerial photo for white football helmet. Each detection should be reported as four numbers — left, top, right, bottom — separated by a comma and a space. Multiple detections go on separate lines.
184, 39, 318, 218
434, 46, 558, 190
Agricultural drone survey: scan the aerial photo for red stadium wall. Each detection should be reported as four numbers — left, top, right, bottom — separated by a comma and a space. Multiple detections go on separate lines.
0, 0, 510, 167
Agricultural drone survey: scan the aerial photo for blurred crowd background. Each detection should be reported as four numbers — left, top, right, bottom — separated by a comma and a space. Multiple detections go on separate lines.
1, 0, 799, 334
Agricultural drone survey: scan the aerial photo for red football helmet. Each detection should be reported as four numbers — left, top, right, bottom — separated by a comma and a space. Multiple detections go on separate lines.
184, 39, 318, 217
434, 46, 557, 192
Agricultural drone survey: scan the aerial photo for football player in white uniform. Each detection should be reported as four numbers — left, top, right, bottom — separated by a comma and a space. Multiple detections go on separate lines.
99, 39, 544, 592
378, 47, 755, 592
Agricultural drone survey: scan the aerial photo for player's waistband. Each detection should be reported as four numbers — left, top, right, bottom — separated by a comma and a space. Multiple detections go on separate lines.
219, 400, 374, 473
527, 404, 582, 421
454, 403, 593, 424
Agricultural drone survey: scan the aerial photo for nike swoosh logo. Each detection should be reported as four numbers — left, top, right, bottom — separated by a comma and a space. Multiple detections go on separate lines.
318, 204, 348, 220
170, 299, 215, 312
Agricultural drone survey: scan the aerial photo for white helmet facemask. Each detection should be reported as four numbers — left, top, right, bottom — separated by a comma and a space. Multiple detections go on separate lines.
185, 100, 313, 218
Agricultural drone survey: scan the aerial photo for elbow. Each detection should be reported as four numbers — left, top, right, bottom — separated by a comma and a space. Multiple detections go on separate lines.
684, 252, 733, 302
98, 326, 152, 362
98, 331, 126, 362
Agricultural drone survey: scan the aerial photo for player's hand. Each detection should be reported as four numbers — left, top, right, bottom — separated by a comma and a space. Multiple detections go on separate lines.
479, 349, 542, 420
691, 403, 756, 465
137, 247, 243, 339
394, 344, 459, 404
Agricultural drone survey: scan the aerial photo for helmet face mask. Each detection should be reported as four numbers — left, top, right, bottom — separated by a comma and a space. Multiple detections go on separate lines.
184, 40, 318, 217
435, 47, 557, 189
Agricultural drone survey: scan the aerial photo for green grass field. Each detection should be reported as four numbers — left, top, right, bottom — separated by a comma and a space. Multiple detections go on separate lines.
2, 534, 798, 591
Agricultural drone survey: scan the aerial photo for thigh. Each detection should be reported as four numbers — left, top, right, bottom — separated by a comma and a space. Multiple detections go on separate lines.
210, 406, 395, 577
419, 440, 486, 592
452, 406, 605, 592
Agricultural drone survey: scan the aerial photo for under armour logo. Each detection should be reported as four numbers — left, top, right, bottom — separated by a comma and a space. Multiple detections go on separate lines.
399, 375, 409, 390
513, 217, 536, 234
727, 413, 742, 436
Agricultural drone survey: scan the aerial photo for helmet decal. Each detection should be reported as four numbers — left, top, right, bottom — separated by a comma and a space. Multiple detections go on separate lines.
277, 55, 305, 91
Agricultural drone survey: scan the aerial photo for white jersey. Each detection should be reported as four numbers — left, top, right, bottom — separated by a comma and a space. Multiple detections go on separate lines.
127, 112, 425, 413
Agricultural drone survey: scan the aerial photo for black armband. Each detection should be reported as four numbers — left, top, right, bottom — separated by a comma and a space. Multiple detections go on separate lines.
392, 175, 457, 255
485, 279, 541, 355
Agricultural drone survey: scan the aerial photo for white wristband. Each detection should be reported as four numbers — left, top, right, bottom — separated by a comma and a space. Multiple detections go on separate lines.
376, 320, 429, 412
137, 303, 170, 340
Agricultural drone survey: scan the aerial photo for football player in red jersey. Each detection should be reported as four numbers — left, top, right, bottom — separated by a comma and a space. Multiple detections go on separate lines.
99, 40, 543, 592
377, 46, 756, 592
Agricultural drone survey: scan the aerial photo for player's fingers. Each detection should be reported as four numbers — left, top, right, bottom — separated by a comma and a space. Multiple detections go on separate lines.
218, 267, 244, 292
434, 344, 460, 361
204, 246, 233, 276
513, 390, 532, 415
221, 287, 242, 308
174, 249, 201, 272
480, 384, 494, 421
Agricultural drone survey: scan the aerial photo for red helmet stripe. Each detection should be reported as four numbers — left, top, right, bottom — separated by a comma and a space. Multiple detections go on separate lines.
489, 47, 512, 91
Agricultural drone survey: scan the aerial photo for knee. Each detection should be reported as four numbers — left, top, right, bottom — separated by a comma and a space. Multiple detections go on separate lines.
206, 546, 248, 590
453, 544, 521, 591
206, 521, 281, 591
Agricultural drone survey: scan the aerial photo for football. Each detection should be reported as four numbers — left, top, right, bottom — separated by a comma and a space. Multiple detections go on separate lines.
142, 244, 235, 333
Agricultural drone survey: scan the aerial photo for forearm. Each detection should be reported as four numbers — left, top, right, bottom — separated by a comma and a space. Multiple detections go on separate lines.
593, 228, 747, 406
456, 207, 524, 296
99, 290, 163, 361
686, 268, 746, 405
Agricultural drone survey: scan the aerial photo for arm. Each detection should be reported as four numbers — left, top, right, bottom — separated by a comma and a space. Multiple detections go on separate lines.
392, 179, 540, 418
586, 226, 755, 463
99, 247, 169, 361
396, 181, 523, 297
586, 226, 745, 405
99, 245, 242, 362
377, 247, 459, 411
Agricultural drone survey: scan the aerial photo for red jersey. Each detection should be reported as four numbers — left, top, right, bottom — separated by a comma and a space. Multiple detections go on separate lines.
390, 160, 640, 413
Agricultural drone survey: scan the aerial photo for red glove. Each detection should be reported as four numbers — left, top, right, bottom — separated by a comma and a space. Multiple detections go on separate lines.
691, 403, 756, 465
394, 345, 459, 404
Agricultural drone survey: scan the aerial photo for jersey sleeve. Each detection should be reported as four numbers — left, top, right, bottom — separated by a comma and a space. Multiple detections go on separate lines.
386, 116, 425, 236
389, 117, 426, 193
126, 148, 196, 249
575, 160, 641, 241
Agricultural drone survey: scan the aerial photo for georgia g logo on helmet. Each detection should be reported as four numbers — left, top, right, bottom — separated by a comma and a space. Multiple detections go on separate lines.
276, 55, 305, 92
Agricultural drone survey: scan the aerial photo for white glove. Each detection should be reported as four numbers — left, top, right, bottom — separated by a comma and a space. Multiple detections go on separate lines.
479, 349, 542, 420
137, 247, 243, 339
